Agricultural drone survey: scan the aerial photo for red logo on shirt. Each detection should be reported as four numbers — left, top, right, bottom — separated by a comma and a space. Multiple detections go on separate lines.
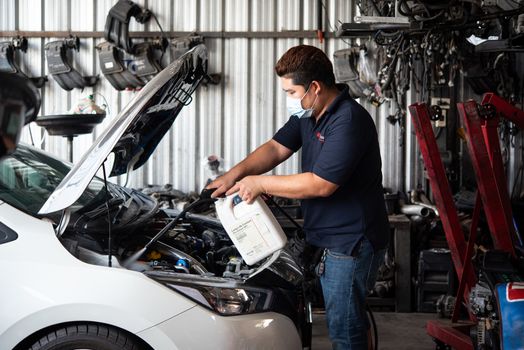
316, 132, 325, 143
507, 282, 524, 302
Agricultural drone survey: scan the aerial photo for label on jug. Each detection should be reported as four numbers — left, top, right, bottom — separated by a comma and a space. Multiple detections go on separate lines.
231, 215, 270, 257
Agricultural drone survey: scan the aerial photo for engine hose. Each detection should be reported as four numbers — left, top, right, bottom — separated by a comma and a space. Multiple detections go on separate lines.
397, 0, 416, 19
151, 198, 216, 243
366, 303, 379, 350
123, 197, 216, 267
381, 54, 399, 92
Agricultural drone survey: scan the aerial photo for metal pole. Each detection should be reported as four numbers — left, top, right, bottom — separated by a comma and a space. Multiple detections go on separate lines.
0, 30, 338, 39
458, 101, 516, 255
67, 136, 74, 163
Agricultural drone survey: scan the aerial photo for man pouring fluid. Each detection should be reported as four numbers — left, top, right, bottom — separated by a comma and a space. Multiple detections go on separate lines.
208, 45, 389, 350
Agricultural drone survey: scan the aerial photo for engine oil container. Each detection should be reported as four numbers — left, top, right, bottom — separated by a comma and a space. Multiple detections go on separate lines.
215, 194, 287, 265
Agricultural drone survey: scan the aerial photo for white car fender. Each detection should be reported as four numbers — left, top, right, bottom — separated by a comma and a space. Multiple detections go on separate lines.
0, 203, 196, 349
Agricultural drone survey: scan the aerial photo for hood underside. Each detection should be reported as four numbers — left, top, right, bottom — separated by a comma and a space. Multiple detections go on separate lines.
39, 45, 207, 215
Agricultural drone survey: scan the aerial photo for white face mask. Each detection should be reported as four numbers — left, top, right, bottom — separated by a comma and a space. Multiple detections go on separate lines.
286, 85, 317, 118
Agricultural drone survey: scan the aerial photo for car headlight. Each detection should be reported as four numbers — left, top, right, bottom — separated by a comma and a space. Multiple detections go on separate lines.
157, 280, 273, 316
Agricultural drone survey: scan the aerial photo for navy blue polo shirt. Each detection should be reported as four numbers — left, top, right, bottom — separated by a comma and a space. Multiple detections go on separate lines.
273, 84, 389, 252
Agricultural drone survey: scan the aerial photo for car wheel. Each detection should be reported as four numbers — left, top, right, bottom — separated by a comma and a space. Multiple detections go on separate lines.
28, 323, 144, 350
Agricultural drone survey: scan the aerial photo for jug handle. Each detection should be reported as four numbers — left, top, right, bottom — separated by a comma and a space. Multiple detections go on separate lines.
221, 193, 241, 221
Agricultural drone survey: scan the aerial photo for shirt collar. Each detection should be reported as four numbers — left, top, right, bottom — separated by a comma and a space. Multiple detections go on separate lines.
312, 84, 350, 127
325, 83, 351, 116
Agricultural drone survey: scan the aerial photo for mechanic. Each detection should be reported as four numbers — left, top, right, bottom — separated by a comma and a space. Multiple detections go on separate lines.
208, 45, 389, 350
0, 72, 40, 158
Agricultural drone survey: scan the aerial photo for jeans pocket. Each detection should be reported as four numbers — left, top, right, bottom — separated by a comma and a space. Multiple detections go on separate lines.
326, 249, 355, 259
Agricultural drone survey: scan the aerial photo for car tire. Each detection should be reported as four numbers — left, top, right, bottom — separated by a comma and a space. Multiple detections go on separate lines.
28, 323, 144, 350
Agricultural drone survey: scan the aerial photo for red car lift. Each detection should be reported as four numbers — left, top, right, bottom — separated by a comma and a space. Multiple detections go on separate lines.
409, 103, 478, 350
458, 94, 523, 254
408, 93, 524, 349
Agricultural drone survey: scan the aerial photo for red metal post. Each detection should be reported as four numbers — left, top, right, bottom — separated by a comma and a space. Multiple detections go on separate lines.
458, 101, 516, 255
426, 320, 475, 350
411, 94, 522, 350
452, 193, 481, 323
408, 103, 477, 292
481, 93, 524, 129
481, 94, 524, 246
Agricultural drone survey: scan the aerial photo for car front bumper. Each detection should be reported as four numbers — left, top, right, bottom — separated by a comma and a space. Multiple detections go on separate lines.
137, 305, 302, 350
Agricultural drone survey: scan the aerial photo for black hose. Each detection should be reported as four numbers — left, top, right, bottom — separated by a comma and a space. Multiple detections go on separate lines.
366, 303, 378, 350
123, 197, 216, 267
397, 0, 415, 18
150, 198, 217, 247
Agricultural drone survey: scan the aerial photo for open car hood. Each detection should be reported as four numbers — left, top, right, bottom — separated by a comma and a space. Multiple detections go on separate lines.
39, 45, 207, 215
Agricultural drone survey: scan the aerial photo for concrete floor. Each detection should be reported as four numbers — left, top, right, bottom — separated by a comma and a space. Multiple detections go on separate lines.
312, 311, 436, 350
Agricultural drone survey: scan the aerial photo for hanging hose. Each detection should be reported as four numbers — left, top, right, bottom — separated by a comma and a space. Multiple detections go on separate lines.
366, 303, 379, 350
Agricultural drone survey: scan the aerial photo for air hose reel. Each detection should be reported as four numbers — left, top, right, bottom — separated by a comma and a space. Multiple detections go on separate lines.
104, 0, 153, 54
96, 41, 142, 90
44, 36, 98, 91
0, 37, 47, 88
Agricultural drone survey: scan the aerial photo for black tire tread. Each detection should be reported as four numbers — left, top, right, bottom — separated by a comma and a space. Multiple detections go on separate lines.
28, 323, 141, 350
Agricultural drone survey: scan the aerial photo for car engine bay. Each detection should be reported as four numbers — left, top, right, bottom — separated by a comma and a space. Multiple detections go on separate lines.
56, 190, 307, 284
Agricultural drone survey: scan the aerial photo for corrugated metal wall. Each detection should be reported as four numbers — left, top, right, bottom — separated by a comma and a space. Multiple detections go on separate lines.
1, 0, 416, 193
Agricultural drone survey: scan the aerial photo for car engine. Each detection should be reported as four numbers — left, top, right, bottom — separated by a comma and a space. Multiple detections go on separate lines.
59, 208, 253, 278
57, 191, 306, 283
469, 281, 500, 349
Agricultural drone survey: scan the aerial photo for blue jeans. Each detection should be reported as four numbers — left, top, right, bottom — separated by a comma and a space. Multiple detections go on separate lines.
320, 237, 386, 350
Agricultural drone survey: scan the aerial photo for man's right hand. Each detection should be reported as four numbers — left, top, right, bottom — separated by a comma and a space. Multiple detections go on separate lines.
205, 139, 292, 199
206, 173, 237, 198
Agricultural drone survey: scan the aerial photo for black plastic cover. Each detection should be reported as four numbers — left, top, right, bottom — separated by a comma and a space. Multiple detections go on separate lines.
126, 42, 163, 85
0, 41, 47, 88
45, 40, 98, 91
0, 42, 17, 74
104, 0, 151, 54
0, 221, 18, 245
97, 41, 142, 90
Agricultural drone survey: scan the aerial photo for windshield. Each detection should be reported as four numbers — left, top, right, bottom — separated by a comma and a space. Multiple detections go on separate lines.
0, 144, 109, 217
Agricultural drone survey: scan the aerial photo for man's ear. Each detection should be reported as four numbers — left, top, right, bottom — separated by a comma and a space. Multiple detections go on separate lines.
311, 80, 322, 95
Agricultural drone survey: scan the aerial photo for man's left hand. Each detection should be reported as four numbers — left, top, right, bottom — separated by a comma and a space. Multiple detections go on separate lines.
226, 175, 265, 204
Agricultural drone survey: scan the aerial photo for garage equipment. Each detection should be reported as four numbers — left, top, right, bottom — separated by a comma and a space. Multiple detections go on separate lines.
416, 249, 456, 313
409, 94, 524, 349
96, 41, 143, 90
44, 37, 98, 91
0, 37, 46, 88
0, 72, 41, 158
104, 0, 153, 54
35, 113, 105, 162
125, 42, 164, 85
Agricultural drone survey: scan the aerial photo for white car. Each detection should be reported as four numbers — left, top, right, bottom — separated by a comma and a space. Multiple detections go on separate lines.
0, 45, 310, 350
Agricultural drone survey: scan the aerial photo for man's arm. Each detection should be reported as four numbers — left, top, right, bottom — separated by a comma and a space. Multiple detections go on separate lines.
225, 111, 370, 204
207, 139, 293, 198
226, 172, 339, 203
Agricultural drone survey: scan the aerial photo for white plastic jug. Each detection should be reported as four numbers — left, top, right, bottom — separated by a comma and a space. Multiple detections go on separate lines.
215, 194, 287, 265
